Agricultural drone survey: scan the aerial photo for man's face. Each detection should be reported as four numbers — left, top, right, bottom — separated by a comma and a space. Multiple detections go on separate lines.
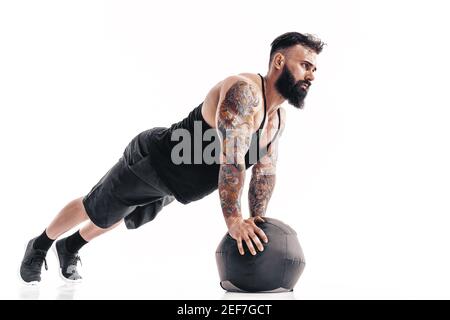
274, 45, 318, 109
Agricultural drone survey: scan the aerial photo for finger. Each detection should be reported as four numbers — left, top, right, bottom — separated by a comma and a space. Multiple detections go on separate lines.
244, 237, 257, 255
254, 216, 265, 223
254, 227, 269, 243
250, 233, 264, 252
237, 238, 244, 255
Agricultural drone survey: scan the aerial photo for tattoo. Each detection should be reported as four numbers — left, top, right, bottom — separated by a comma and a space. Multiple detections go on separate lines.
249, 167, 276, 217
217, 80, 259, 219
218, 164, 245, 218
248, 107, 283, 217
218, 81, 259, 163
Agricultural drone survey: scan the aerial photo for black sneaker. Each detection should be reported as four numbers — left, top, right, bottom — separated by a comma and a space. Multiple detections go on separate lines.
54, 239, 83, 283
20, 238, 48, 285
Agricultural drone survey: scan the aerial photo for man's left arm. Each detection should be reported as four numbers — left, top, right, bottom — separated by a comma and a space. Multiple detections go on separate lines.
249, 108, 285, 217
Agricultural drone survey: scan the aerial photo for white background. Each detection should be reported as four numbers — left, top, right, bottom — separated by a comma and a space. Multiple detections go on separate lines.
1, 0, 449, 299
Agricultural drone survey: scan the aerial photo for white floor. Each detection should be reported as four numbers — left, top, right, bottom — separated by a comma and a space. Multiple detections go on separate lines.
15, 284, 298, 301
11, 277, 440, 300
3, 204, 450, 300
6, 247, 445, 300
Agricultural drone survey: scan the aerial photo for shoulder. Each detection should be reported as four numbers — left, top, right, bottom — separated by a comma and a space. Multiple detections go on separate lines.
219, 75, 260, 100
218, 74, 261, 112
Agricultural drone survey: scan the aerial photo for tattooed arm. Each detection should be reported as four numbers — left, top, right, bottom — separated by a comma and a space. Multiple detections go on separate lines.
217, 77, 268, 255
249, 155, 277, 218
249, 108, 285, 217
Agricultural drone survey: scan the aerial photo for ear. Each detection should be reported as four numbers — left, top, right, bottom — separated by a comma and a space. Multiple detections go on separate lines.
272, 52, 285, 70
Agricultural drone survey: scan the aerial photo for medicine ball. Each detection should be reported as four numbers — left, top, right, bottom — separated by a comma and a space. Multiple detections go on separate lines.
215, 217, 305, 293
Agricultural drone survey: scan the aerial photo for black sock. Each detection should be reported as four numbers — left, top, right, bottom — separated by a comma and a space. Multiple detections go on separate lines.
33, 229, 55, 251
64, 230, 88, 254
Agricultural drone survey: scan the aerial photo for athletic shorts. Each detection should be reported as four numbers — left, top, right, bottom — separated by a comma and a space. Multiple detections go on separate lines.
82, 129, 175, 229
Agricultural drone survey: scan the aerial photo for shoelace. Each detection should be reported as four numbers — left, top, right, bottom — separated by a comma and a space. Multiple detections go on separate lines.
30, 255, 48, 271
67, 254, 82, 268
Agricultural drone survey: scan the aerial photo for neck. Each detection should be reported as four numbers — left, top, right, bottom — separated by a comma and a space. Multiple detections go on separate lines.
262, 72, 285, 115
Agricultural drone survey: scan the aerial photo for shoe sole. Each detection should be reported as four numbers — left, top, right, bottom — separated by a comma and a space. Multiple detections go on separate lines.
52, 245, 83, 284
18, 241, 40, 286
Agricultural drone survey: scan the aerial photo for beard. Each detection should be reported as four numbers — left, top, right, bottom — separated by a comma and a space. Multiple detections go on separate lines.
275, 65, 310, 109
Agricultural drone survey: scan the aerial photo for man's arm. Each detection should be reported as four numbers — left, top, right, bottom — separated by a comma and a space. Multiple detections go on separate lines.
249, 107, 285, 218
217, 77, 268, 255
248, 150, 277, 218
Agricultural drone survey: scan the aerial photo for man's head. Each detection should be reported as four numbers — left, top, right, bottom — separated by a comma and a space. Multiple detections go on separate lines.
269, 32, 325, 109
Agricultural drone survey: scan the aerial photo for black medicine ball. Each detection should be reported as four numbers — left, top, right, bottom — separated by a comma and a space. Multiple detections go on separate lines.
215, 217, 305, 293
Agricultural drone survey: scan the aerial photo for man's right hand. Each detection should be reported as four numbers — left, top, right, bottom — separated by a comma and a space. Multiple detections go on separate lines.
227, 216, 269, 255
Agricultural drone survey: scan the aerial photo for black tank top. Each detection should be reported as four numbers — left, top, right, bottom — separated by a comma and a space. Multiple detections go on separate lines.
148, 74, 281, 204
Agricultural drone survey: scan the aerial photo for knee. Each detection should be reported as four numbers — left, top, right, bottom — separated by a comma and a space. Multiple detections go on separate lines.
73, 197, 88, 217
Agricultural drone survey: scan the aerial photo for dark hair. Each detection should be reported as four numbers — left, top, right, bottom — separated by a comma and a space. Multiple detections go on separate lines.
270, 32, 325, 62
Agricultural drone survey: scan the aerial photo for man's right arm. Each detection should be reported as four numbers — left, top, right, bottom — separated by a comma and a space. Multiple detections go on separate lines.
217, 77, 268, 255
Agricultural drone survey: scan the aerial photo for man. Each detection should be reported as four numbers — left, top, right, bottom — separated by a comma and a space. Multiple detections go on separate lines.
20, 32, 324, 284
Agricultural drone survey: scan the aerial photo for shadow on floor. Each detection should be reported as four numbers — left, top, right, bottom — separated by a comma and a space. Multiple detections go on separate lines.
221, 291, 296, 300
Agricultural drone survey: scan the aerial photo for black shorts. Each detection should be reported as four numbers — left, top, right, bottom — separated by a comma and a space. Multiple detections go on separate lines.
82, 129, 175, 229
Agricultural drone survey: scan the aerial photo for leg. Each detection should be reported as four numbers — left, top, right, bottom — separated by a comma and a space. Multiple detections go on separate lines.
54, 220, 122, 283
46, 196, 89, 239
20, 196, 90, 284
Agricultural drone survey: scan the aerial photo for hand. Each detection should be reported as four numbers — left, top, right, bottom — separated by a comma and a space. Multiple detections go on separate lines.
227, 216, 269, 255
